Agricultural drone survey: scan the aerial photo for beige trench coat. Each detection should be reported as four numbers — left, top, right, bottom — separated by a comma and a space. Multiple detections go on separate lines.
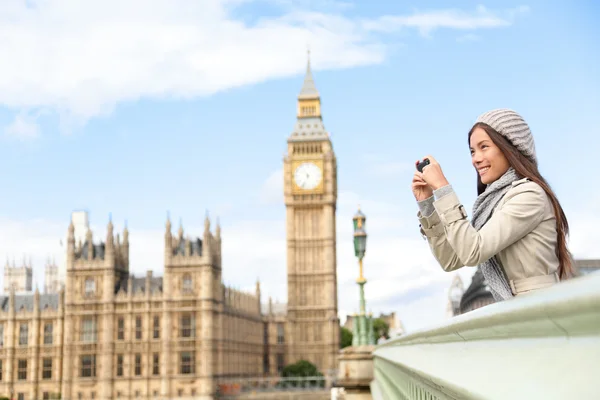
418, 178, 560, 295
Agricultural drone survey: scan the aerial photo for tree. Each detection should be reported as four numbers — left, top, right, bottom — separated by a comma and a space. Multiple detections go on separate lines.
373, 318, 390, 339
340, 326, 353, 348
278, 360, 324, 388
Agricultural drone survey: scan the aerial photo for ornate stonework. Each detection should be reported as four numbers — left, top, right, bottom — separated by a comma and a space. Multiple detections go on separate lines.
0, 58, 340, 400
283, 55, 340, 374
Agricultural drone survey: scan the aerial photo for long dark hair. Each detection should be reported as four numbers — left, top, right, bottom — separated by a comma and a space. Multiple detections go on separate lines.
468, 122, 574, 280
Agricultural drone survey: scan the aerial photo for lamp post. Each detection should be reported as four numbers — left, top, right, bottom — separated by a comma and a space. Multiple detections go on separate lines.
352, 206, 375, 346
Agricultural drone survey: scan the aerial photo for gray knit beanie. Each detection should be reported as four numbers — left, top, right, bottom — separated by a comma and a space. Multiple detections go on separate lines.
475, 108, 536, 163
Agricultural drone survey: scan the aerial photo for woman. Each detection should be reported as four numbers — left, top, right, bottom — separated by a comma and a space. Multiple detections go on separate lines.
412, 108, 573, 301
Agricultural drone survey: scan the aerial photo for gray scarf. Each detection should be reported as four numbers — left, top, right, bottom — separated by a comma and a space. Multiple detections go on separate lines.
471, 167, 520, 301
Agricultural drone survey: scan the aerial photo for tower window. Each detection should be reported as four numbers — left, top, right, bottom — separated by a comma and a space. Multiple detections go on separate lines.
153, 316, 160, 339
277, 323, 285, 344
44, 323, 53, 345
182, 274, 192, 293
135, 316, 142, 340
134, 354, 142, 376
18, 359, 27, 380
81, 355, 96, 377
180, 351, 195, 374
180, 314, 195, 338
85, 278, 95, 296
117, 317, 125, 340
81, 317, 97, 343
19, 323, 28, 346
116, 354, 123, 377
42, 358, 52, 379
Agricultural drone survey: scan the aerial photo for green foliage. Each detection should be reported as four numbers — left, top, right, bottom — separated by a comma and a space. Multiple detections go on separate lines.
373, 318, 390, 339
0, 396, 10, 400
277, 359, 325, 388
340, 326, 353, 348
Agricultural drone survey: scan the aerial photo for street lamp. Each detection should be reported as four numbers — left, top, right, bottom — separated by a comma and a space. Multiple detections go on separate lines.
352, 206, 375, 346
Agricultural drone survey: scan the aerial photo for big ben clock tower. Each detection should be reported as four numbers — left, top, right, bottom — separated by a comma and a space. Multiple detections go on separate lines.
283, 54, 340, 373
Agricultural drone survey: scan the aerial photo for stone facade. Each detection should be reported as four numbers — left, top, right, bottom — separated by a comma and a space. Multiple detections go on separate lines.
282, 56, 340, 375
44, 260, 62, 294
0, 216, 264, 400
3, 260, 33, 294
0, 58, 342, 400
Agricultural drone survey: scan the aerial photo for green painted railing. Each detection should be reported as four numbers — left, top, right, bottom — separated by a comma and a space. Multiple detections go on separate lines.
371, 272, 600, 400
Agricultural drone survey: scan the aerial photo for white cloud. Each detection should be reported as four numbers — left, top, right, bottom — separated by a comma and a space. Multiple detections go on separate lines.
4, 111, 41, 140
363, 5, 528, 37
0, 1, 526, 131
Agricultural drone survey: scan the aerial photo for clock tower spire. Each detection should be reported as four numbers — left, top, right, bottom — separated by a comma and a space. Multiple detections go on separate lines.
283, 52, 339, 374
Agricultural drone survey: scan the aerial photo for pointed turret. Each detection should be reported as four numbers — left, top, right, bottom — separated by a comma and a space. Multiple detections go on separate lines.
215, 217, 221, 240
86, 228, 93, 261
204, 211, 211, 234
123, 221, 129, 244
178, 219, 184, 239
166, 212, 172, 235
298, 50, 320, 100
106, 215, 114, 249
122, 222, 129, 268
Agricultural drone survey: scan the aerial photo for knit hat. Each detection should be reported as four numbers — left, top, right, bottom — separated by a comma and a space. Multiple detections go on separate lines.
475, 109, 536, 163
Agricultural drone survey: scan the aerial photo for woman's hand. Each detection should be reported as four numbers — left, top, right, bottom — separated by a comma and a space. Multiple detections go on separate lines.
412, 167, 433, 202
419, 155, 450, 191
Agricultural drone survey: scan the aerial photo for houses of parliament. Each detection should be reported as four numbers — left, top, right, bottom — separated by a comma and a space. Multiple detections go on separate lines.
0, 59, 340, 400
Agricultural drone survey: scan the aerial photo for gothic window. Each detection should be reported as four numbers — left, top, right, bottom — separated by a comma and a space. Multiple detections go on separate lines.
116, 355, 123, 377
152, 353, 160, 375
135, 316, 142, 340
19, 323, 28, 346
117, 317, 125, 340
180, 314, 195, 338
44, 323, 53, 345
277, 323, 285, 344
81, 317, 97, 343
84, 278, 96, 296
0, 360, 3, 381
153, 316, 160, 339
42, 358, 52, 379
134, 354, 142, 376
0, 324, 3, 347
17, 359, 27, 380
180, 351, 195, 374
80, 355, 96, 377
182, 274, 192, 293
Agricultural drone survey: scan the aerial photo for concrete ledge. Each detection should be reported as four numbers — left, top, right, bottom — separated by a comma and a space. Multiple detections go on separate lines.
372, 272, 600, 400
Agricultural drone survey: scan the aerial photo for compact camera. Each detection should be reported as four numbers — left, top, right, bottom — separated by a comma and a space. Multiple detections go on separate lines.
416, 158, 430, 173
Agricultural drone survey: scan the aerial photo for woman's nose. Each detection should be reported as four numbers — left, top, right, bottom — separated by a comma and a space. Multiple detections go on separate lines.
472, 151, 483, 164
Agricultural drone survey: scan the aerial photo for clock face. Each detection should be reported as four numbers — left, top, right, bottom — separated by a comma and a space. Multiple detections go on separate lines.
294, 162, 322, 190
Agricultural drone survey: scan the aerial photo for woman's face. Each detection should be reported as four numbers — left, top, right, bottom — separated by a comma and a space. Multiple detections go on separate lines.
469, 127, 510, 185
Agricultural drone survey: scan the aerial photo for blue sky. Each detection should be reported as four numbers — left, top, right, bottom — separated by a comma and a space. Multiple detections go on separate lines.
0, 0, 598, 332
